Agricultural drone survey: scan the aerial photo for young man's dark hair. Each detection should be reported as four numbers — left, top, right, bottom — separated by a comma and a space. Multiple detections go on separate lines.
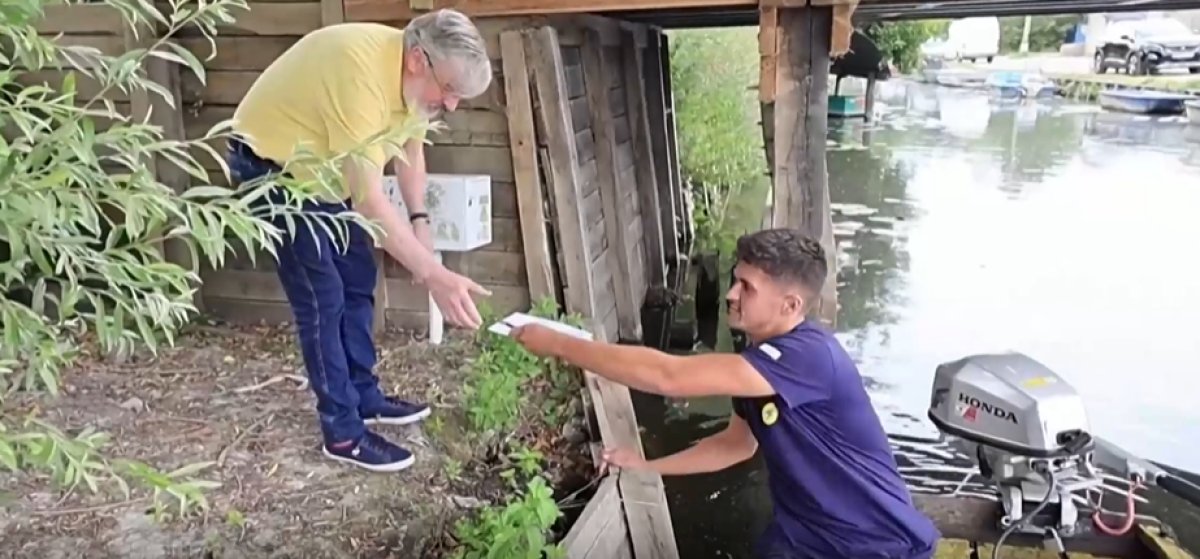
511, 228, 940, 559
734, 228, 828, 299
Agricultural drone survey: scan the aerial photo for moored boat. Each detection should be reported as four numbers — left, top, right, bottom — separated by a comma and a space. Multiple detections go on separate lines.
1098, 89, 1195, 115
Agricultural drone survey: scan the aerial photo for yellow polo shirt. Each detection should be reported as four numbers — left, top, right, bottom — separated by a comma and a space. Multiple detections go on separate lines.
232, 22, 426, 200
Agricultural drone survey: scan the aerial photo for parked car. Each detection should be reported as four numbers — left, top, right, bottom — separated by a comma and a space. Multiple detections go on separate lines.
1093, 18, 1200, 75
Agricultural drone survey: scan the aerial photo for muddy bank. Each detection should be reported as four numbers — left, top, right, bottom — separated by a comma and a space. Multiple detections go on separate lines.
0, 315, 597, 558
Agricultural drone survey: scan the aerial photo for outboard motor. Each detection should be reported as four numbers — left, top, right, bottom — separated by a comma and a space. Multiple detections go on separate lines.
928, 352, 1200, 556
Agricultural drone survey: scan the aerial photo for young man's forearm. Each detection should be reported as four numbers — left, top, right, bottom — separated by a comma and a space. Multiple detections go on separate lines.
550, 338, 677, 395
644, 423, 756, 476
345, 159, 440, 280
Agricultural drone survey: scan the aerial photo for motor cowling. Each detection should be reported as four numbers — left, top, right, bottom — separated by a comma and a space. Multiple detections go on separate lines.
928, 352, 1093, 458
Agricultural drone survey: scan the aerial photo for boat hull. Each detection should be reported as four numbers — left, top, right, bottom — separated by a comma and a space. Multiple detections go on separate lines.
1098, 90, 1193, 115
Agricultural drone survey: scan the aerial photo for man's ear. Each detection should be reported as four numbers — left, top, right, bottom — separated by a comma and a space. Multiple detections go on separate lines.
785, 292, 806, 316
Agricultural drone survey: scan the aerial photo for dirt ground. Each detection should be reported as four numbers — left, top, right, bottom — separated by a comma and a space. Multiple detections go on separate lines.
0, 318, 597, 558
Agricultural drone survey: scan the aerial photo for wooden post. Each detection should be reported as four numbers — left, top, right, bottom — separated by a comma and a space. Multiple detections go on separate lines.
320, 0, 344, 26
771, 7, 838, 328
621, 28, 666, 291
528, 26, 679, 559
501, 30, 558, 305
581, 30, 639, 340
864, 73, 877, 123
527, 27, 598, 322
658, 33, 691, 260
641, 30, 680, 270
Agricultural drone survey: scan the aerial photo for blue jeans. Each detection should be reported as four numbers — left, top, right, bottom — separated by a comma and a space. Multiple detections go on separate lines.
226, 138, 386, 445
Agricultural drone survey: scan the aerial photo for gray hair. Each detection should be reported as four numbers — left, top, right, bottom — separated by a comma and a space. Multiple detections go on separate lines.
404, 9, 492, 99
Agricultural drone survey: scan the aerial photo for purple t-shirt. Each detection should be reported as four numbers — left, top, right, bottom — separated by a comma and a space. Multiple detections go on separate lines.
733, 321, 940, 559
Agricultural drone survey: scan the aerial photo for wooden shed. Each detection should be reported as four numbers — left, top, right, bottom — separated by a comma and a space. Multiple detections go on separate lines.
156, 3, 695, 346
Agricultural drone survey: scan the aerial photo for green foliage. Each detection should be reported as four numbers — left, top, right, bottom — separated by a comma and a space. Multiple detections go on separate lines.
864, 20, 949, 74
1, 0, 431, 516
451, 296, 584, 559
451, 475, 565, 559
463, 296, 584, 437
668, 28, 768, 256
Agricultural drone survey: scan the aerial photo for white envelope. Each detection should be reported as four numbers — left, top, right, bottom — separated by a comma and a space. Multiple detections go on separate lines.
487, 312, 594, 341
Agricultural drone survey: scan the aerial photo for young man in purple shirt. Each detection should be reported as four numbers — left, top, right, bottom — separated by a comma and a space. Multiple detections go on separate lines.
511, 228, 940, 559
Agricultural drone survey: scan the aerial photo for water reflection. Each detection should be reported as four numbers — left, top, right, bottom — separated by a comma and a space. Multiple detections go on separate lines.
637, 80, 1200, 559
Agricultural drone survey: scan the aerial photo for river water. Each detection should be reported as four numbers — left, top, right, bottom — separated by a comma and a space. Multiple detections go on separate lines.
634, 80, 1200, 558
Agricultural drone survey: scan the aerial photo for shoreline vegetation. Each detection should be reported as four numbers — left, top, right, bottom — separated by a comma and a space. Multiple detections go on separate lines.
1, 298, 598, 557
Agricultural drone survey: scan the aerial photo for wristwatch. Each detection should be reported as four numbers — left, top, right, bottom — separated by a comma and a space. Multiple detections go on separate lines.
409, 212, 430, 223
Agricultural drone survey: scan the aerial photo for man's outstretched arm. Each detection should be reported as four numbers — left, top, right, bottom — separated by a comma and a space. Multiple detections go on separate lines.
514, 327, 775, 399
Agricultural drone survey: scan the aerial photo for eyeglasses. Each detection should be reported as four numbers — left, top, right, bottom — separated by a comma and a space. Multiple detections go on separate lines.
421, 48, 457, 100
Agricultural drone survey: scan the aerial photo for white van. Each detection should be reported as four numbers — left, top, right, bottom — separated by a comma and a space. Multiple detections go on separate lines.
946, 17, 1002, 63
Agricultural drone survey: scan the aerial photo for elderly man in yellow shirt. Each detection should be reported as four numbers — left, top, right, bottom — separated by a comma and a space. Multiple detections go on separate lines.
226, 9, 491, 472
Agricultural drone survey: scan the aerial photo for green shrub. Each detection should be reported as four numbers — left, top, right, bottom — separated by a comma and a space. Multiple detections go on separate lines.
1, 0, 428, 516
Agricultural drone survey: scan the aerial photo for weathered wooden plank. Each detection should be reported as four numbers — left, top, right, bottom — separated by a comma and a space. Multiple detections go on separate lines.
574, 127, 596, 165
773, 6, 837, 327
432, 109, 510, 146
760, 6, 780, 103
425, 145, 516, 182
501, 29, 557, 305
569, 97, 591, 134
203, 296, 493, 333
530, 25, 679, 559
564, 63, 586, 100
641, 31, 679, 266
36, 4, 124, 34
527, 26, 597, 321
179, 36, 299, 71
582, 32, 638, 340
621, 29, 665, 290
612, 113, 632, 146
444, 250, 530, 286
320, 0, 344, 25
608, 84, 627, 118
200, 268, 529, 310
659, 32, 690, 259
562, 476, 625, 558
343, 0, 758, 22
221, 2, 323, 36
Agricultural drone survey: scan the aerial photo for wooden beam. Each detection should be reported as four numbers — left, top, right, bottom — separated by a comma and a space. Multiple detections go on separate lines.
527, 26, 597, 321
561, 476, 629, 558
500, 30, 558, 305
581, 32, 639, 341
529, 27, 679, 558
641, 30, 680, 268
771, 6, 837, 328
320, 0, 345, 25
759, 6, 779, 104
344, 0, 758, 23
621, 28, 666, 290
658, 33, 690, 260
